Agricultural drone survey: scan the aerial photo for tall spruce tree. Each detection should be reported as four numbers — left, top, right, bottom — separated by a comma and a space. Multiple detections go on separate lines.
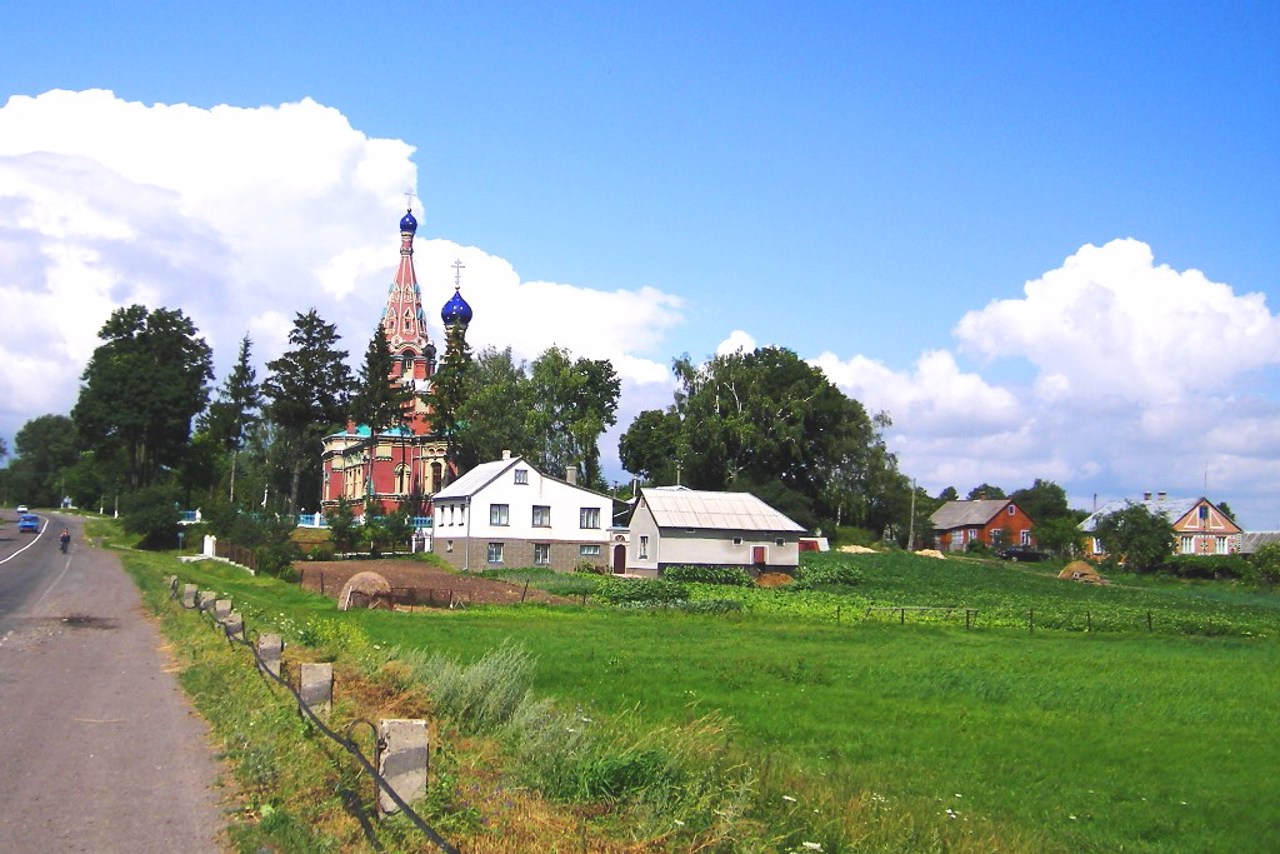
427, 321, 472, 483
262, 309, 353, 514
350, 323, 411, 435
201, 335, 262, 503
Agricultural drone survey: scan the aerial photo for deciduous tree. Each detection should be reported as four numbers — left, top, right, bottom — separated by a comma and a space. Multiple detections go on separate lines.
72, 305, 213, 489
1093, 502, 1175, 573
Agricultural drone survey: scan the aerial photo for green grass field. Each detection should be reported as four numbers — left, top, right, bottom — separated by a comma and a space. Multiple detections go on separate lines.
169, 548, 1280, 852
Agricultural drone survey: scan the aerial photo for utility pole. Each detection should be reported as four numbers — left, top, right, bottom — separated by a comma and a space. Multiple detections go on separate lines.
907, 479, 917, 551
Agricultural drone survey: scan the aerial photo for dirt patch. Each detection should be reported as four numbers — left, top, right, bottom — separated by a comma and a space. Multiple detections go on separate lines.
296, 559, 571, 607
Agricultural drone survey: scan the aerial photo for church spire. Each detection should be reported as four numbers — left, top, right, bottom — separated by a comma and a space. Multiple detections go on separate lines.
382, 206, 433, 367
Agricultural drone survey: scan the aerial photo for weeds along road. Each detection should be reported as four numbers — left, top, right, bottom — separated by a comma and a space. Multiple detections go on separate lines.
0, 513, 225, 852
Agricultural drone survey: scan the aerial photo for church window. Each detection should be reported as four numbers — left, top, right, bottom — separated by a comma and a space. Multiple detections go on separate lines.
490, 504, 509, 526
430, 462, 443, 495
532, 505, 551, 527
394, 465, 410, 495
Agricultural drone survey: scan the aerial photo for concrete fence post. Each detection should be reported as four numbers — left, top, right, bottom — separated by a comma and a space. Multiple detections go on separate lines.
182, 584, 198, 608
213, 599, 233, 621
299, 662, 334, 717
198, 591, 217, 612
224, 612, 244, 639
257, 633, 283, 677
376, 718, 429, 815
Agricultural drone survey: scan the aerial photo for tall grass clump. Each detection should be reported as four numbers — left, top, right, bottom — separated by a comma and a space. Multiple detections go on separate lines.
399, 641, 535, 733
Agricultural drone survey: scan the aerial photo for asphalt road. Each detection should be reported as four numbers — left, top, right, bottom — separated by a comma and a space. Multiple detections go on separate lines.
0, 512, 225, 852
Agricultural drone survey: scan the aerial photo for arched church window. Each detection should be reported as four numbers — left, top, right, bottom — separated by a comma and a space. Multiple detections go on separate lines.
430, 462, 443, 495
395, 464, 410, 495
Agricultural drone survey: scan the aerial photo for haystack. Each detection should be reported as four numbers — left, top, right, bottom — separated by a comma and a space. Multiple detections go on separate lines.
756, 572, 794, 588
1059, 560, 1106, 584
338, 571, 392, 610
914, 549, 946, 560
838, 544, 877, 554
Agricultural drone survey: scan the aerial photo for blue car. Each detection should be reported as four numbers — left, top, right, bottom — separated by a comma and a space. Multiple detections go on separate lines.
18, 514, 40, 533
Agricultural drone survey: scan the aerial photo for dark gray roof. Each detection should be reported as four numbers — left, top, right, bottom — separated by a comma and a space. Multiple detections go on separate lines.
929, 499, 1011, 530
1241, 532, 1280, 554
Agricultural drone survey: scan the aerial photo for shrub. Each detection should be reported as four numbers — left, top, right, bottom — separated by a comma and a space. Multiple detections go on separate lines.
594, 577, 689, 606
1249, 542, 1280, 587
792, 561, 862, 589
1167, 554, 1252, 580
965, 540, 993, 556
663, 565, 755, 587
120, 484, 182, 550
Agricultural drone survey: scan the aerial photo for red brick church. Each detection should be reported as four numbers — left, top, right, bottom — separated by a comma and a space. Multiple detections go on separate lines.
319, 207, 472, 519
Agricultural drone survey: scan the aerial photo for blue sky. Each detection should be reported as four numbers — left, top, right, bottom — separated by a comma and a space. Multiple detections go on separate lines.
2, 2, 1278, 527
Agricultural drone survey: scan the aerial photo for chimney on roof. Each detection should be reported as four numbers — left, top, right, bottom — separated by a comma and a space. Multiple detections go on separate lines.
566, 464, 578, 485
1157, 490, 1167, 501
502, 449, 511, 460
1143, 491, 1152, 501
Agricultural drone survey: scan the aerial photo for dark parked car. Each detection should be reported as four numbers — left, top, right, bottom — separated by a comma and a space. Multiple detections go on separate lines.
18, 514, 40, 533
997, 546, 1046, 562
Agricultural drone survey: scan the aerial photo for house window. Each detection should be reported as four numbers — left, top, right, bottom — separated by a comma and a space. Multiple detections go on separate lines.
579, 544, 601, 557
533, 543, 550, 565
580, 507, 601, 529
969, 528, 979, 544
991, 529, 1006, 546
1092, 537, 1102, 555
490, 504, 509, 526
1215, 536, 1228, 555
1007, 505, 1016, 516
1020, 530, 1031, 546
775, 538, 784, 546
514, 469, 528, 485
1181, 535, 1195, 554
532, 505, 551, 527
638, 535, 649, 559
487, 542, 504, 564
733, 536, 743, 545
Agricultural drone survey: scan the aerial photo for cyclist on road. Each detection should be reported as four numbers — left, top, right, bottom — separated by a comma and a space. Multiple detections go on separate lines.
59, 528, 71, 552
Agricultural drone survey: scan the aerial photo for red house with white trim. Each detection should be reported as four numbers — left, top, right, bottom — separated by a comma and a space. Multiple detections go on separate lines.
930, 499, 1037, 553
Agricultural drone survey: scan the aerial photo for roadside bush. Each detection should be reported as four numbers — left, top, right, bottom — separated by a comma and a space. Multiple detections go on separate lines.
594, 577, 689, 606
792, 561, 862, 589
965, 540, 993, 557
1249, 542, 1280, 587
120, 484, 181, 550
664, 565, 754, 587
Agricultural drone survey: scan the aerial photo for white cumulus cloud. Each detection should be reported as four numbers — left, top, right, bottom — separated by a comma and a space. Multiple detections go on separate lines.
0, 89, 685, 448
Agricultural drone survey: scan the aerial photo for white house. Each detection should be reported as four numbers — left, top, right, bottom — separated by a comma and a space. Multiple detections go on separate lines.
625, 486, 806, 576
431, 453, 615, 572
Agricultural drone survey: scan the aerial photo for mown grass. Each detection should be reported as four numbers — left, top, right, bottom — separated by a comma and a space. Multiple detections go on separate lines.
123, 522, 1280, 853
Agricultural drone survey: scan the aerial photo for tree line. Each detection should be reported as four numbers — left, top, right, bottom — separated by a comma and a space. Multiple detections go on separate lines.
10, 300, 1201, 569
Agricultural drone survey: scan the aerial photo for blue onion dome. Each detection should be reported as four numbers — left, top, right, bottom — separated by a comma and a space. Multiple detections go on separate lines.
441, 288, 473, 326
399, 208, 418, 233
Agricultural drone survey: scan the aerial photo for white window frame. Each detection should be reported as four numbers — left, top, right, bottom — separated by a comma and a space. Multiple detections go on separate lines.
579, 544, 601, 557
533, 543, 550, 565
487, 542, 504, 564
1181, 535, 1195, 554
1020, 530, 1031, 546
580, 507, 601, 529
638, 535, 649, 559
1215, 536, 1228, 555
532, 505, 551, 527
514, 469, 528, 485
490, 503, 509, 526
